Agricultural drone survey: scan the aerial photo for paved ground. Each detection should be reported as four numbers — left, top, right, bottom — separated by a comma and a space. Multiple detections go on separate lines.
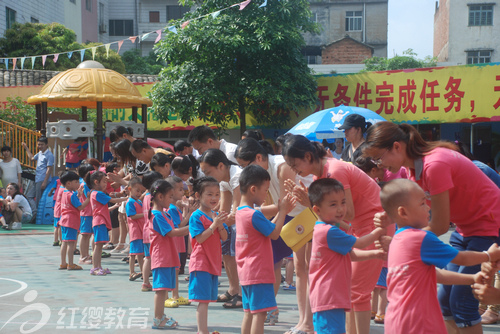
1, 227, 500, 333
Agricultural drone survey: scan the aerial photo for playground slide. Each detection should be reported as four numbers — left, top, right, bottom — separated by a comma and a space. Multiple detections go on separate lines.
36, 177, 58, 225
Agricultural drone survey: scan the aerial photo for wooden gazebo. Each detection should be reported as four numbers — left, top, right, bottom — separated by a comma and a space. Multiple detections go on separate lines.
27, 61, 153, 160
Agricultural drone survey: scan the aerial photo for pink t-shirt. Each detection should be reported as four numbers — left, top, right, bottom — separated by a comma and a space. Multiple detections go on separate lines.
65, 143, 81, 163
142, 193, 152, 244
386, 227, 458, 334
409, 147, 500, 237
91, 191, 112, 230
309, 222, 356, 313
235, 206, 275, 286
53, 185, 65, 218
189, 209, 224, 276
316, 158, 383, 236
150, 210, 180, 269
383, 167, 408, 181
59, 190, 81, 230
126, 198, 145, 242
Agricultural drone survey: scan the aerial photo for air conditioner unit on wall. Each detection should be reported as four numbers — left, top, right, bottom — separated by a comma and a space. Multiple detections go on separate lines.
99, 24, 107, 33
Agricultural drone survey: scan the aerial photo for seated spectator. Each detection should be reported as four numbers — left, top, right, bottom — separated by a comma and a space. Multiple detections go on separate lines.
4, 183, 32, 226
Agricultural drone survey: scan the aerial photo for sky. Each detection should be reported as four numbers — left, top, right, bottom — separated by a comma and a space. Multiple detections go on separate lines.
387, 0, 436, 59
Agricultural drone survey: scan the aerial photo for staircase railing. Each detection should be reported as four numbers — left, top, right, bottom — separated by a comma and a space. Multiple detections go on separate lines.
0, 119, 40, 169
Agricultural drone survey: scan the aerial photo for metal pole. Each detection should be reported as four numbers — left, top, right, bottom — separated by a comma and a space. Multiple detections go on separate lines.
132, 106, 138, 122
142, 104, 148, 140
96, 102, 103, 161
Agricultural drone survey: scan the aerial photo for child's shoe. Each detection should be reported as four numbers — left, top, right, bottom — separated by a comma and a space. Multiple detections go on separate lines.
175, 296, 191, 306
58, 264, 67, 270
101, 251, 111, 258
371, 311, 376, 320
374, 314, 385, 324
264, 309, 279, 325
164, 298, 179, 308
282, 283, 296, 291
110, 243, 126, 254
53, 241, 61, 246
90, 267, 106, 276
141, 283, 152, 292
67, 264, 83, 270
79, 256, 92, 264
129, 272, 142, 281
152, 314, 177, 330
73, 249, 80, 255
101, 267, 112, 274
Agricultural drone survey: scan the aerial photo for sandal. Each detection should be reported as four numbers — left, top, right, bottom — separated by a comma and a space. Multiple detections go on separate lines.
371, 311, 376, 320
164, 298, 179, 308
374, 314, 385, 324
217, 290, 235, 303
129, 272, 142, 281
152, 314, 177, 330
265, 308, 279, 325
282, 283, 296, 291
101, 252, 111, 258
67, 264, 83, 270
175, 296, 191, 306
142, 283, 152, 292
103, 243, 115, 250
222, 295, 243, 308
74, 249, 80, 255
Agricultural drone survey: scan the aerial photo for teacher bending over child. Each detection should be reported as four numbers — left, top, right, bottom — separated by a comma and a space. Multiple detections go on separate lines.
364, 121, 500, 334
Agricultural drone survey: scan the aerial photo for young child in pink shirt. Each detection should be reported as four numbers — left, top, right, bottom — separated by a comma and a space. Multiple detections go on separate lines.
52, 178, 64, 246
379, 179, 500, 334
307, 178, 385, 334
58, 171, 91, 270
235, 165, 295, 334
125, 177, 146, 282
188, 176, 228, 334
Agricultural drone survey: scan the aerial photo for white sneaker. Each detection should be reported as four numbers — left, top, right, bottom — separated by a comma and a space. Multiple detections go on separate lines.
110, 243, 126, 254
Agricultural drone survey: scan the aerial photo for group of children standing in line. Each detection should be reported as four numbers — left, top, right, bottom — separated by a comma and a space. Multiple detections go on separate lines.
49, 121, 500, 334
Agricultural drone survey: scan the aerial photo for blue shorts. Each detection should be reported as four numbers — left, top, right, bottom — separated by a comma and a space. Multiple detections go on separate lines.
130, 239, 144, 255
222, 225, 234, 256
242, 283, 277, 313
313, 309, 346, 334
61, 226, 78, 242
188, 271, 218, 302
54, 217, 60, 228
438, 230, 497, 328
80, 216, 93, 234
93, 224, 109, 244
66, 162, 81, 169
152, 267, 176, 291
375, 267, 388, 289
144, 243, 151, 258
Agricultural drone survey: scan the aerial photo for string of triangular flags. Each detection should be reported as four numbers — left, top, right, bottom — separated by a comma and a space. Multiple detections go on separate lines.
0, 0, 267, 70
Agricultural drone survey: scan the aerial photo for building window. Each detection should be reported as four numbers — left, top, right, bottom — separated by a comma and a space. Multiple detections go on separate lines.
166, 5, 190, 21
70, 0, 76, 3
31, 17, 39, 23
86, 0, 92, 12
469, 5, 493, 26
467, 50, 492, 64
6, 7, 16, 30
109, 20, 134, 36
346, 11, 362, 31
150, 11, 160, 23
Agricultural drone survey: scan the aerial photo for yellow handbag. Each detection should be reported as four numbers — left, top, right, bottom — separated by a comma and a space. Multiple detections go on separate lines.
280, 208, 318, 252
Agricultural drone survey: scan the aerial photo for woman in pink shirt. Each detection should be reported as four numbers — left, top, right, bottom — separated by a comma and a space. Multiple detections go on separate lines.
282, 134, 390, 334
364, 121, 500, 334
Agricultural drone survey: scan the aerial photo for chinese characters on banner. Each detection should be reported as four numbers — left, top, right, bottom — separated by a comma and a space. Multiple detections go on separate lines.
316, 64, 500, 124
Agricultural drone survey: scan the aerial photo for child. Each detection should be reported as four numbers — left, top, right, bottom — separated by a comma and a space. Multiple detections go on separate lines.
62, 138, 86, 170
149, 179, 190, 330
378, 179, 500, 334
86, 171, 127, 276
235, 165, 295, 334
58, 171, 91, 270
126, 177, 146, 281
141, 171, 164, 292
307, 178, 385, 334
78, 164, 95, 264
52, 177, 64, 246
165, 175, 197, 307
188, 176, 228, 334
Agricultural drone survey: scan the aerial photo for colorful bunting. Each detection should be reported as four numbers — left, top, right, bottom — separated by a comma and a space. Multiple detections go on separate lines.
239, 0, 251, 10
117, 40, 124, 54
155, 29, 162, 43
105, 44, 111, 58
168, 26, 178, 34
0, 0, 261, 70
12, 58, 17, 70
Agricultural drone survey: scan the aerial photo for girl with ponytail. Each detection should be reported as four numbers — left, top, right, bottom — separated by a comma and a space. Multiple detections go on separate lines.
364, 121, 500, 331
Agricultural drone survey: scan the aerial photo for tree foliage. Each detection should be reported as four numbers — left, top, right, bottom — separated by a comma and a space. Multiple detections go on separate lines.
122, 49, 164, 75
362, 49, 437, 72
0, 22, 125, 73
149, 0, 320, 133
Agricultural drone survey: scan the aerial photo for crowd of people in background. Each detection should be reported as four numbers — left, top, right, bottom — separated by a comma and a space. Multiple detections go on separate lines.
6, 115, 500, 334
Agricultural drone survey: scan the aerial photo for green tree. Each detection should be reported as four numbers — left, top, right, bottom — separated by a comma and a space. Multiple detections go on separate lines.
122, 49, 164, 75
149, 0, 319, 134
0, 22, 125, 73
362, 49, 437, 72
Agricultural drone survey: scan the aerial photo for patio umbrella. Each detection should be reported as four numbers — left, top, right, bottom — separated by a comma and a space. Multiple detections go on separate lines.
287, 105, 387, 141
